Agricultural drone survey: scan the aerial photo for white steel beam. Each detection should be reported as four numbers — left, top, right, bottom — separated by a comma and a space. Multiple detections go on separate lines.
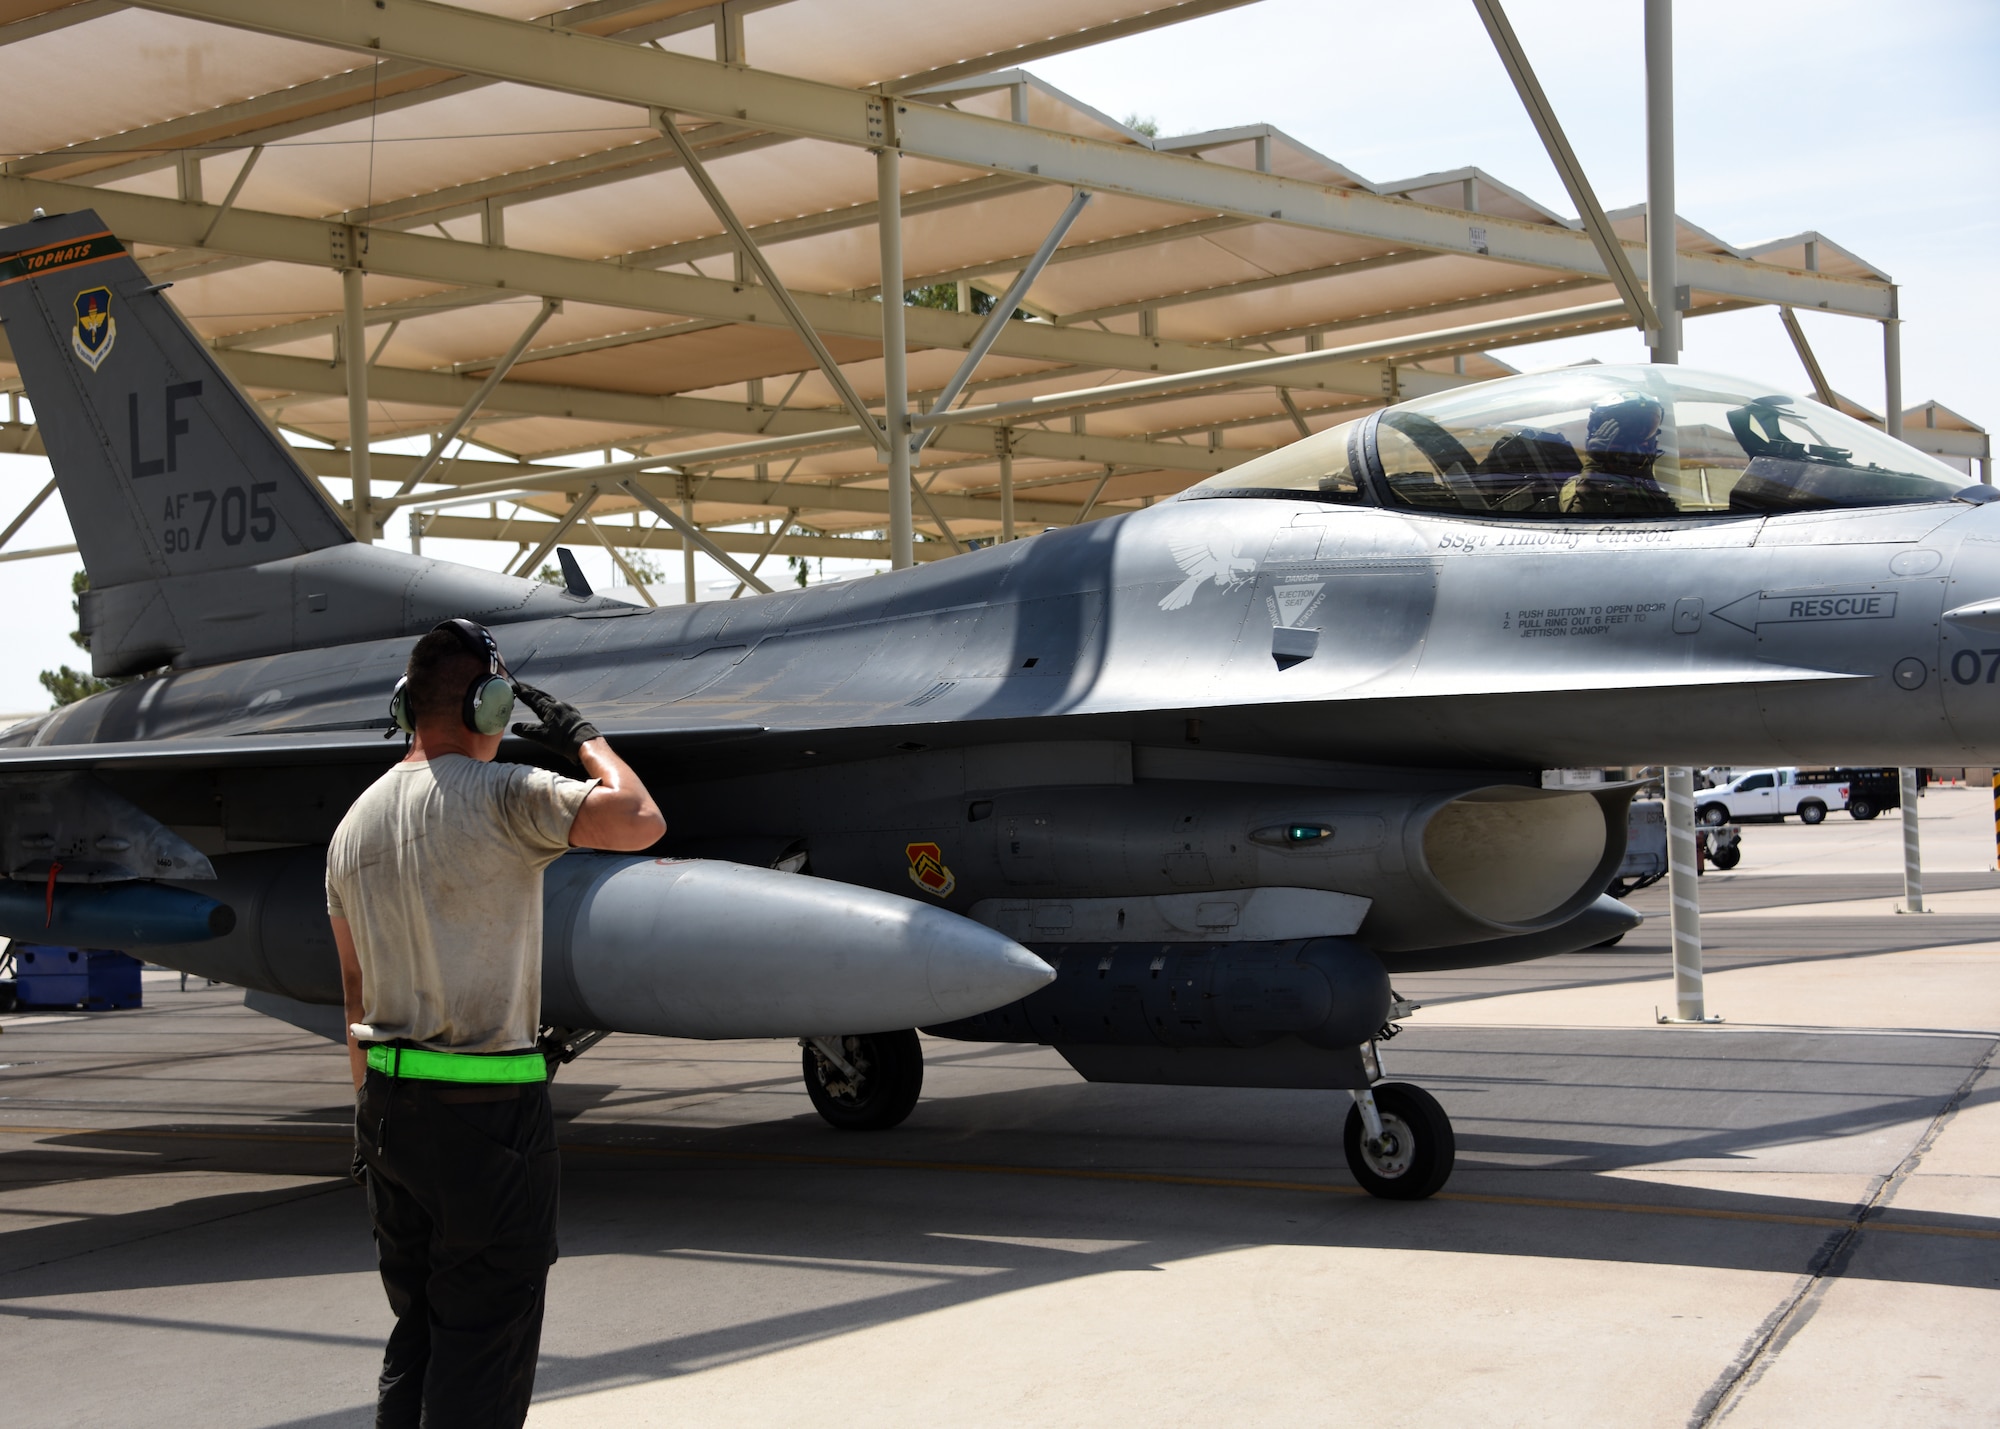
1778, 307, 1836, 407
907, 301, 1632, 430
877, 145, 913, 568
1055, 250, 1425, 326
0, 541, 80, 565
418, 512, 926, 563
510, 485, 599, 577
341, 267, 373, 539
617, 479, 774, 593
1885, 295, 1905, 444
0, 174, 1410, 396
10, 0, 710, 185
583, 516, 657, 606
1644, 0, 1679, 361
885, 0, 1268, 93
1471, 0, 1657, 334
654, 111, 885, 441
0, 476, 58, 550
913, 187, 1093, 456
126, 0, 1893, 318
289, 447, 1108, 527
0, 1, 123, 47
396, 296, 558, 492
197, 347, 1248, 476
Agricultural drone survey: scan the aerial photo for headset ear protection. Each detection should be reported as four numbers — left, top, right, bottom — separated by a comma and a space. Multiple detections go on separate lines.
389, 618, 517, 736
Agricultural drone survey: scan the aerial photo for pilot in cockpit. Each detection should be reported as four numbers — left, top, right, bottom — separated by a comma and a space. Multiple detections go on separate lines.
1560, 392, 1678, 516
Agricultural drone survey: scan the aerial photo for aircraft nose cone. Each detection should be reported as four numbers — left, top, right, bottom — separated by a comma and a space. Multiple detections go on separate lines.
922, 915, 1054, 1022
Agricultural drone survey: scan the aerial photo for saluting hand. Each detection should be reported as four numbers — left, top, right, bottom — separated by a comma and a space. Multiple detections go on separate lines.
510, 683, 601, 764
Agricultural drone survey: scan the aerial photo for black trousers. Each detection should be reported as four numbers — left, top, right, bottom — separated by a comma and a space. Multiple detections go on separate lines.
356, 1067, 560, 1429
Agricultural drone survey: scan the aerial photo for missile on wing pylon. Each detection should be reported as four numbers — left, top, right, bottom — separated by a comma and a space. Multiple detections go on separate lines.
0, 880, 235, 945
541, 856, 1055, 1038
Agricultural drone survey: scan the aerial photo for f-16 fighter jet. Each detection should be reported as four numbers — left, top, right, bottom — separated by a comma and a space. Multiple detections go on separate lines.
3, 210, 1994, 1199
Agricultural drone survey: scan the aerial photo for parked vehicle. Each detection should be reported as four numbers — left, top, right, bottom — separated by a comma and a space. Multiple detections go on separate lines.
1696, 767, 1847, 826
1802, 767, 1912, 821
1611, 799, 1667, 897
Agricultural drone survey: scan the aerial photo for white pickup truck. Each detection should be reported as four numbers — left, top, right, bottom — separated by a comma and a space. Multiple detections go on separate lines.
1697, 768, 1848, 826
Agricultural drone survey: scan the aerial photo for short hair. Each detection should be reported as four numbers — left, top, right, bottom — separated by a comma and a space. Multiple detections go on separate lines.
404, 628, 489, 724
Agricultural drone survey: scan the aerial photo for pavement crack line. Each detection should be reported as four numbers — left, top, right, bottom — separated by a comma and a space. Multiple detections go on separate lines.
1688, 1033, 1999, 1428
0, 1176, 350, 1286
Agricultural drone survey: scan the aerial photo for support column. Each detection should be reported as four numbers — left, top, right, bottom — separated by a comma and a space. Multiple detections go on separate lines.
877, 145, 913, 569
1885, 298, 1905, 443
1645, 0, 1679, 363
342, 267, 373, 541
998, 429, 1015, 542
1900, 768, 1927, 913
682, 492, 697, 604
1991, 767, 1998, 873
1663, 766, 1709, 1022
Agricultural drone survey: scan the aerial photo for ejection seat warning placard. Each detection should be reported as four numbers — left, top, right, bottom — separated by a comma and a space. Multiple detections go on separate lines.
1505, 602, 1667, 637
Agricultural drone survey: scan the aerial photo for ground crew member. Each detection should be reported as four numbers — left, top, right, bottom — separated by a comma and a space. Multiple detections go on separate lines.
328, 618, 665, 1428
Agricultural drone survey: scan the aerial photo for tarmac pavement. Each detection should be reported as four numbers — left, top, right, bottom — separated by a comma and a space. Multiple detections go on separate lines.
0, 792, 1995, 1427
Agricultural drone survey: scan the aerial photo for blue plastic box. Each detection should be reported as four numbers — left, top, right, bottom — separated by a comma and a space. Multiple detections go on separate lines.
13, 946, 143, 1010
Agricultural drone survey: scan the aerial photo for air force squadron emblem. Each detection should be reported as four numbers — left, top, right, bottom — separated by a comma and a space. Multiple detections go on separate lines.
905, 842, 956, 899
1161, 524, 1258, 611
72, 286, 114, 370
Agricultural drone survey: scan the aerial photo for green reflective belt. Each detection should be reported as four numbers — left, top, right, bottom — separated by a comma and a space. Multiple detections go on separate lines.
366, 1044, 546, 1084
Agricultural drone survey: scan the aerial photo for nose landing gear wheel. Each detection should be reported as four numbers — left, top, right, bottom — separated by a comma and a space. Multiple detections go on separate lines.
803, 1029, 924, 1131
1343, 1082, 1455, 1200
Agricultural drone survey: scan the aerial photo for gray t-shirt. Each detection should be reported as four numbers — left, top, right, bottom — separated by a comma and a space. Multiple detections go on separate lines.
326, 755, 596, 1053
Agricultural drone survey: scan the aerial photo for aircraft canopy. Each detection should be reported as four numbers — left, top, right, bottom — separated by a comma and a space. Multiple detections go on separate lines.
1188, 365, 1970, 518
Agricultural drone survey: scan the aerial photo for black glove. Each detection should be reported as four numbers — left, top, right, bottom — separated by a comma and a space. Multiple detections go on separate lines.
511, 683, 601, 764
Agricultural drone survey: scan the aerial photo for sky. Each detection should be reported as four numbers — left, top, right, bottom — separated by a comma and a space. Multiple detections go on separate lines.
3, 0, 1996, 712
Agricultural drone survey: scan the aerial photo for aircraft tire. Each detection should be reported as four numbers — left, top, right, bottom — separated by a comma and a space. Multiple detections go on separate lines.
1798, 802, 1826, 825
803, 1029, 924, 1131
1710, 845, 1742, 870
1343, 1082, 1455, 1200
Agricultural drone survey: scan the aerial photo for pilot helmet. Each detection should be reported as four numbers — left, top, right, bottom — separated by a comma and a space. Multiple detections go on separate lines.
1585, 391, 1666, 462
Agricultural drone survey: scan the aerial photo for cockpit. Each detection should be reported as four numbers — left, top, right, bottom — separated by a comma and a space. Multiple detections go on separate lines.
1183, 364, 1973, 518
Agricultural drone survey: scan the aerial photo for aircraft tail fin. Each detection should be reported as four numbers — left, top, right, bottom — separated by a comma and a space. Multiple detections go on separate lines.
0, 208, 353, 590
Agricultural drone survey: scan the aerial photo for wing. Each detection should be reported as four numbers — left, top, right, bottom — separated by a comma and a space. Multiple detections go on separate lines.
0, 723, 764, 773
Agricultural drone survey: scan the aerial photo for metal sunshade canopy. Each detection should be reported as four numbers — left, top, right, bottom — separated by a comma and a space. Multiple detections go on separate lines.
0, 0, 1915, 584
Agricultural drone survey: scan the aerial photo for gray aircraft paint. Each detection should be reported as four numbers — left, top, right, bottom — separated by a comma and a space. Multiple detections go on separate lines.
3, 209, 1997, 1092
0, 211, 624, 677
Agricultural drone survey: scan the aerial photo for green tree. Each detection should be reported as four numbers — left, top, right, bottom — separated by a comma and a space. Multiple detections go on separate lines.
39, 664, 107, 707
65, 569, 88, 650
620, 548, 665, 586
1123, 113, 1160, 138
38, 571, 112, 707
905, 282, 1024, 320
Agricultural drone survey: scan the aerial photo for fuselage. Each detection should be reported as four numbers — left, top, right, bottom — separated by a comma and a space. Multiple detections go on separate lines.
24, 492, 2000, 775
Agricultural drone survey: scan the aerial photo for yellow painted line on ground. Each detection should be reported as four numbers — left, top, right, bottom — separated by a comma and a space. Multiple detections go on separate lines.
1, 1121, 1994, 1244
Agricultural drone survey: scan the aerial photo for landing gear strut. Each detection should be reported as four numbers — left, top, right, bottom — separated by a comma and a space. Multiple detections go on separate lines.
1344, 1081, 1455, 1200
802, 1029, 924, 1131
